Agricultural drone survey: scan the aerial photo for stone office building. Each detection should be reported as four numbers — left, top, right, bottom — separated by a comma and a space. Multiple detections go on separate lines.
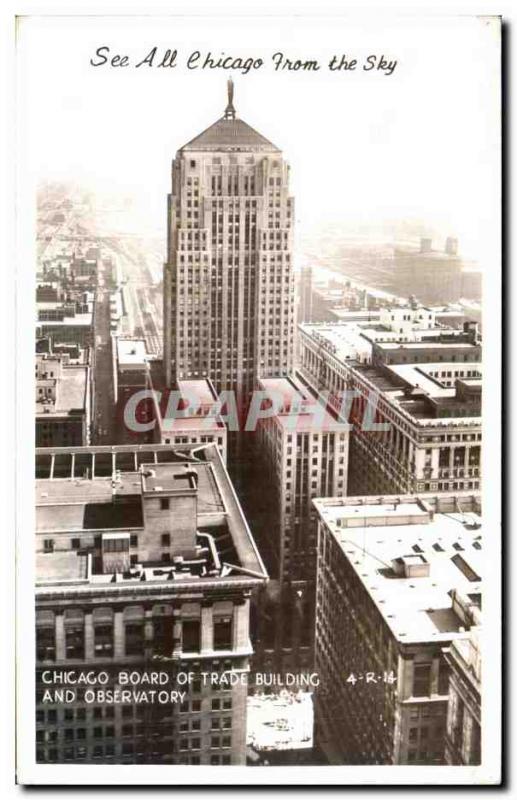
35, 443, 267, 765
313, 493, 482, 765
163, 80, 295, 403
298, 321, 482, 496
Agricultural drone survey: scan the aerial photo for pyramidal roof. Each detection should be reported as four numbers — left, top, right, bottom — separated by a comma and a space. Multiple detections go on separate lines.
179, 79, 280, 154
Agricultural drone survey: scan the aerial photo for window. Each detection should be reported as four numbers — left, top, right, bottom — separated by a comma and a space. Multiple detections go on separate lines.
65, 625, 84, 660
161, 533, 170, 547
438, 655, 450, 695
94, 625, 113, 658
130, 534, 138, 547
182, 620, 201, 653
36, 626, 55, 661
160, 498, 170, 511
125, 623, 145, 656
44, 539, 54, 553
71, 538, 81, 550
213, 617, 232, 651
413, 664, 432, 697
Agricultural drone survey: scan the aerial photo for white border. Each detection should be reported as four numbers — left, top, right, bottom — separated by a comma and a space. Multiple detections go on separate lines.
8, 1, 504, 789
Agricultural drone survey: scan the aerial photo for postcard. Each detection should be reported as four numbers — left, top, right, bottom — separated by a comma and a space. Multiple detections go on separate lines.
15, 13, 501, 785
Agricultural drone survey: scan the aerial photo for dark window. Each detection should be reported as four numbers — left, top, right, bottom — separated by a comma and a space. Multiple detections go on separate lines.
213, 617, 232, 651
160, 498, 170, 510
153, 616, 173, 656
161, 533, 170, 546
71, 538, 81, 550
65, 625, 84, 659
130, 534, 138, 547
125, 623, 145, 656
36, 626, 55, 661
94, 625, 113, 658
182, 620, 201, 653
413, 664, 432, 697
438, 655, 450, 695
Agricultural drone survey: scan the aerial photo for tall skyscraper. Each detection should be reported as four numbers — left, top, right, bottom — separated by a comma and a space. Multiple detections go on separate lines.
163, 80, 295, 403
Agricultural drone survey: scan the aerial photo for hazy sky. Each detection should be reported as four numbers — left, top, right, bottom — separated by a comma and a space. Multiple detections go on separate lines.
17, 15, 500, 268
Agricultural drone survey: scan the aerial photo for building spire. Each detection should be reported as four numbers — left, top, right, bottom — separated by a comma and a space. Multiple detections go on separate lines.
224, 77, 236, 120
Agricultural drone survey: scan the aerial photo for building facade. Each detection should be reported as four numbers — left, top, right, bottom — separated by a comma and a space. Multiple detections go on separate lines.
313, 493, 482, 765
253, 374, 349, 673
298, 318, 482, 496
163, 81, 295, 402
35, 352, 91, 447
35, 443, 267, 765
444, 597, 482, 766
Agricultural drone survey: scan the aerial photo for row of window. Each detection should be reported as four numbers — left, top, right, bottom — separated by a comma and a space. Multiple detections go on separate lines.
36, 617, 233, 660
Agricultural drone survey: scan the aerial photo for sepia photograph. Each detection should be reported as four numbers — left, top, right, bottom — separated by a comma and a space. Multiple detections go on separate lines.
14, 11, 502, 785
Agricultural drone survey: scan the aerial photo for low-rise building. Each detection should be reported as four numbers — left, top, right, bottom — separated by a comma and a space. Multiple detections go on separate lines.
35, 352, 91, 447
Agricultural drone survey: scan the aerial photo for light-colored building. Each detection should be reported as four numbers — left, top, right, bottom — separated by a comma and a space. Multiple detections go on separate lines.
114, 337, 150, 405
35, 443, 267, 765
313, 493, 482, 765
163, 80, 295, 400
35, 352, 91, 447
298, 320, 482, 496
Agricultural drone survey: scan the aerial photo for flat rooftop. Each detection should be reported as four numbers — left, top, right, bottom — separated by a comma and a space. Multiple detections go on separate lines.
388, 362, 482, 399
374, 341, 478, 350
353, 363, 482, 422
35, 443, 267, 590
117, 337, 148, 366
314, 495, 483, 645
37, 461, 224, 530
155, 379, 225, 434
258, 375, 347, 433
177, 379, 217, 406
299, 322, 373, 363
36, 365, 88, 415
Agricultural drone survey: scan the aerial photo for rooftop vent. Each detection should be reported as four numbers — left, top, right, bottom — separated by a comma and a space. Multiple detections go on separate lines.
392, 554, 430, 579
